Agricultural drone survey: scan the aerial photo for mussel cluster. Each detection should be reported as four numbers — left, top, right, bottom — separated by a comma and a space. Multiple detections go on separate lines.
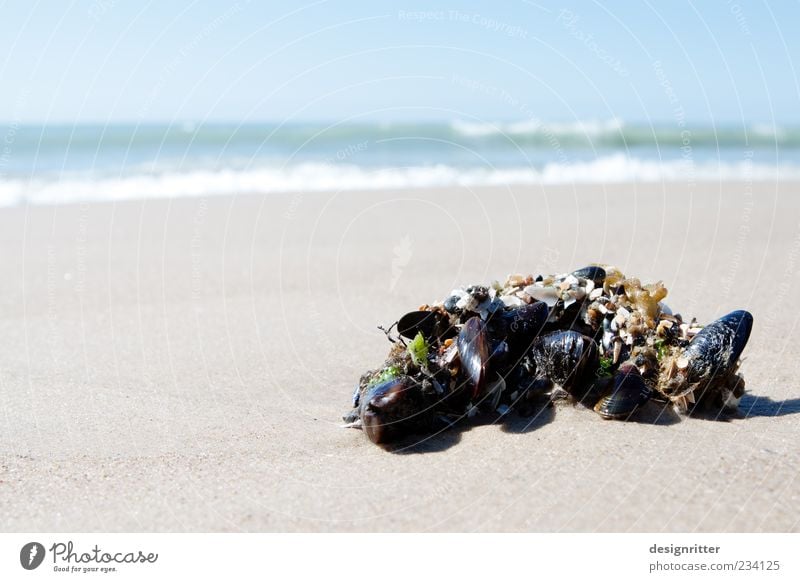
343, 266, 753, 445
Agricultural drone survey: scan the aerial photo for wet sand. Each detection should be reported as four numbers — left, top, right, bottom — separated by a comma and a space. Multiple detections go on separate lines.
1, 181, 799, 531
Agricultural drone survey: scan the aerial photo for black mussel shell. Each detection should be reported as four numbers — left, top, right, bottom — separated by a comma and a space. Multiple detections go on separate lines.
571, 265, 606, 286
397, 310, 451, 341
683, 310, 753, 384
498, 302, 549, 363
594, 364, 651, 419
531, 331, 598, 397
504, 302, 549, 344
443, 294, 459, 313
456, 316, 490, 399
489, 339, 510, 368
359, 376, 428, 444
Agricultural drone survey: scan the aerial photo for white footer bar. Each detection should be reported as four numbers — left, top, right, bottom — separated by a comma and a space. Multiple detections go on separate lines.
1, 533, 796, 581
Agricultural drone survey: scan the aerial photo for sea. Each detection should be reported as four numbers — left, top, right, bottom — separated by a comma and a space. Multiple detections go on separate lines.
1, 119, 799, 207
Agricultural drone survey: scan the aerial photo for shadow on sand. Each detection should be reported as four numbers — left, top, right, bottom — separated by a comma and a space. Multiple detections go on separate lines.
738, 394, 800, 418
385, 404, 556, 455
381, 391, 797, 454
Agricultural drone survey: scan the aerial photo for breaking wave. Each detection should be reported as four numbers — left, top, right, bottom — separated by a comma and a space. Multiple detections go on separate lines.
2, 155, 798, 207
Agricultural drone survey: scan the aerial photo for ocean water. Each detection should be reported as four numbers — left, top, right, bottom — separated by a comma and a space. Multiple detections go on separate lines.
1, 120, 799, 206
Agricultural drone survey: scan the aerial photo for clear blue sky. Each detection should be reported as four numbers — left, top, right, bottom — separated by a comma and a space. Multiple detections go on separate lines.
1, 0, 798, 124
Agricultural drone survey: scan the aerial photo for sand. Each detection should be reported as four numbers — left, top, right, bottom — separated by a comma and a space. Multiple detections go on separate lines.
1, 181, 798, 532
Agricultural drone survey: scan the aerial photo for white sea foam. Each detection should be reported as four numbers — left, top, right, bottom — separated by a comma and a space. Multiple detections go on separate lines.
450, 118, 625, 138
751, 122, 787, 139
1, 155, 798, 207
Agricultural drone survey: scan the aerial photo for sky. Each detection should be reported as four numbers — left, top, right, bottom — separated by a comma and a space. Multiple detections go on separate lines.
1, 0, 798, 125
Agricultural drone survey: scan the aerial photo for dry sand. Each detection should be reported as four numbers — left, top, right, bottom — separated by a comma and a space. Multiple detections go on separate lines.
1, 181, 798, 532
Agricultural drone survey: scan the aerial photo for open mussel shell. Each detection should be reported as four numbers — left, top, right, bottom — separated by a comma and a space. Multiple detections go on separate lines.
358, 376, 427, 444
594, 364, 651, 419
397, 310, 452, 341
571, 265, 606, 286
531, 330, 598, 397
456, 316, 490, 399
683, 310, 753, 384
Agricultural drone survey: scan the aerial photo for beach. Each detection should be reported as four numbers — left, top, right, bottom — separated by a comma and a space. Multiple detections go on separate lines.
1, 180, 798, 532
